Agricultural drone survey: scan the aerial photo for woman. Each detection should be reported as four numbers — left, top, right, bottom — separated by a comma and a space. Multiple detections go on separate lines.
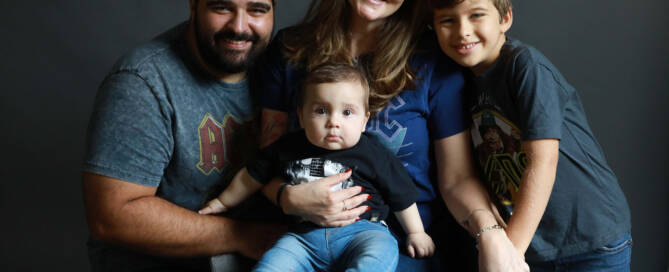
257, 0, 527, 270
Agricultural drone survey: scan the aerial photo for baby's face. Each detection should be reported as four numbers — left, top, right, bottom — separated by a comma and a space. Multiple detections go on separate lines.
298, 81, 370, 150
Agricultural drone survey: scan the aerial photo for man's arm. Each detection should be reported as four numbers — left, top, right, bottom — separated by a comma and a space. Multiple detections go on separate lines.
435, 131, 529, 272
504, 139, 559, 255
82, 172, 281, 260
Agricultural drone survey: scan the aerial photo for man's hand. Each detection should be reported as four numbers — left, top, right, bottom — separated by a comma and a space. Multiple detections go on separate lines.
280, 171, 370, 227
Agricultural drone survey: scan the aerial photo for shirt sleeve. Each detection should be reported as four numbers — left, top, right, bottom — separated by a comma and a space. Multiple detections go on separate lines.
428, 57, 467, 140
245, 140, 280, 184
512, 51, 568, 140
258, 30, 294, 113
82, 71, 173, 187
372, 144, 419, 212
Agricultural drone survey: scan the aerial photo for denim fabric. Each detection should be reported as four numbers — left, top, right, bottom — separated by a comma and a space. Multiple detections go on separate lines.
528, 232, 632, 272
253, 220, 399, 272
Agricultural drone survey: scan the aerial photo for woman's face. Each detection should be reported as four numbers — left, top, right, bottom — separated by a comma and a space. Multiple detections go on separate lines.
348, 0, 404, 23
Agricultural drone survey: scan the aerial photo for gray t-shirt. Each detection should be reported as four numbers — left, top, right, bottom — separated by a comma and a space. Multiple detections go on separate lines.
82, 23, 259, 271
466, 37, 631, 261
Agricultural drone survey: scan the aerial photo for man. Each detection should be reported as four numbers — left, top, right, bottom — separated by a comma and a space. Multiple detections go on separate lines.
82, 0, 279, 270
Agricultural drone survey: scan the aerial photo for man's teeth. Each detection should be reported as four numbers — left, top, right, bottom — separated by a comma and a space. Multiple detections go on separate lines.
225, 39, 248, 44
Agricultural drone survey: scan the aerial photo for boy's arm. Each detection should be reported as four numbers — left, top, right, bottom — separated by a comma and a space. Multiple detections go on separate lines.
199, 168, 263, 214
393, 203, 435, 258
505, 139, 559, 255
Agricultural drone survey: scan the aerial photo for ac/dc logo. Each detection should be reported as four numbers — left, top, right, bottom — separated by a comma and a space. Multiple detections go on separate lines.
196, 113, 242, 175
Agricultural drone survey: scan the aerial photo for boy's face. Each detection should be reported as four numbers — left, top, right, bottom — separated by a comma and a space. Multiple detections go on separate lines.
433, 0, 512, 75
298, 81, 370, 150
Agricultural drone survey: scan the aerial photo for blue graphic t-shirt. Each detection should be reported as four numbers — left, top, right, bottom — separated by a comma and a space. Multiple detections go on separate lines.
259, 29, 467, 228
82, 23, 260, 270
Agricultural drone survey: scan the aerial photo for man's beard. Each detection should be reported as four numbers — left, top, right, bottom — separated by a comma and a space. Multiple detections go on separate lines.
193, 17, 267, 74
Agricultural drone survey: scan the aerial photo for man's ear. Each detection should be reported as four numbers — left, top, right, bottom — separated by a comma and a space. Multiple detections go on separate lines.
501, 8, 513, 33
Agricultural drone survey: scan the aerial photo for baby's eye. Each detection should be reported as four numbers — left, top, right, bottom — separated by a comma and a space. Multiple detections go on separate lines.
315, 108, 327, 115
343, 109, 352, 116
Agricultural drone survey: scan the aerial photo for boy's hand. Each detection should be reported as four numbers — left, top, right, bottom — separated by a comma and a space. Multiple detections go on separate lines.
406, 232, 435, 258
198, 198, 227, 215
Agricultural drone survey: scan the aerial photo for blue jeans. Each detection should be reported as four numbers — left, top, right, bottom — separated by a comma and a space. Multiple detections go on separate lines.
528, 232, 633, 272
253, 220, 399, 272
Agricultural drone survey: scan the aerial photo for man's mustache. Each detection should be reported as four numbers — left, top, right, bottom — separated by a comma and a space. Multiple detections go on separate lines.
214, 30, 259, 44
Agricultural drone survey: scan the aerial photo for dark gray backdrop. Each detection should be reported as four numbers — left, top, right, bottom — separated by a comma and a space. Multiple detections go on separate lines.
1, 1, 666, 271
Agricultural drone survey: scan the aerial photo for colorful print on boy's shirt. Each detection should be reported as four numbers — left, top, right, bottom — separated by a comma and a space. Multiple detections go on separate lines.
471, 108, 526, 217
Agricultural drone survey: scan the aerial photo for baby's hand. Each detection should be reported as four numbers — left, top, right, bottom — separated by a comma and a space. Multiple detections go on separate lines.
406, 232, 435, 258
198, 198, 227, 215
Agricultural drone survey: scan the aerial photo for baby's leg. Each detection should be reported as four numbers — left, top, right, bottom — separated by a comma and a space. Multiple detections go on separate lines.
333, 220, 399, 272
253, 229, 328, 272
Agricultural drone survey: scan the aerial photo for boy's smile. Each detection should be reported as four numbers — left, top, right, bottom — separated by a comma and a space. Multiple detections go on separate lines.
433, 0, 512, 75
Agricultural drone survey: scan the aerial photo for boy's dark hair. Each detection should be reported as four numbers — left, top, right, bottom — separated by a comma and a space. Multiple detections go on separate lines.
299, 63, 370, 111
428, 0, 512, 22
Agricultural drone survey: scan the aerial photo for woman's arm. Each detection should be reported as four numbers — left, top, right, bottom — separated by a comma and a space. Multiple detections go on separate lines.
504, 139, 559, 255
435, 131, 529, 272
259, 108, 369, 227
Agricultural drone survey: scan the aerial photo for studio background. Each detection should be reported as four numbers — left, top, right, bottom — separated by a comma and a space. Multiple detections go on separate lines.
1, 0, 667, 271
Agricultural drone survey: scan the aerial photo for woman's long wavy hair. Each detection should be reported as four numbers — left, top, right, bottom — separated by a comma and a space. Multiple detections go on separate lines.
282, 0, 426, 113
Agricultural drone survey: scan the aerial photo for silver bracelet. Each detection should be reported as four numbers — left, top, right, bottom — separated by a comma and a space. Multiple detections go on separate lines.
475, 224, 504, 242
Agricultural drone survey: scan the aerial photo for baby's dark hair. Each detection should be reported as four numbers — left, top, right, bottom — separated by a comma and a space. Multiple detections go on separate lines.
298, 63, 370, 111
428, 0, 512, 22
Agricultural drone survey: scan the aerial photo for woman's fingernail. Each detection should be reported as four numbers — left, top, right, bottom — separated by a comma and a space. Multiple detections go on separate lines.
345, 168, 352, 173
361, 187, 365, 192
366, 206, 371, 211
367, 195, 372, 200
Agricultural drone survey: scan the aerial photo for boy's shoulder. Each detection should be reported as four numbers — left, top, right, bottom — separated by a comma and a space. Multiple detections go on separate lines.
500, 38, 558, 74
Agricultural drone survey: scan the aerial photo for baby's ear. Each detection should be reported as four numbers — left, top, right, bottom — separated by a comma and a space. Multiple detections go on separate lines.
362, 111, 371, 132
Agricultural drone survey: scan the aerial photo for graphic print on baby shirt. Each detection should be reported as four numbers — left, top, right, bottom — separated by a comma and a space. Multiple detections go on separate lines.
285, 158, 354, 191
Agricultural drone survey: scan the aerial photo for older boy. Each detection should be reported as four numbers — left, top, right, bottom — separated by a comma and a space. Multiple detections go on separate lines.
200, 63, 435, 271
430, 0, 632, 270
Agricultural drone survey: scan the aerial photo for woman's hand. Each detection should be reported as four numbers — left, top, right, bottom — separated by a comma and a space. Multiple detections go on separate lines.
280, 171, 370, 227
477, 229, 529, 272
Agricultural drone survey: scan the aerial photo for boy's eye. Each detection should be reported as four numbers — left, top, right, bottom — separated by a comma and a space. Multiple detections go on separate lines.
315, 108, 327, 115
471, 13, 485, 19
343, 109, 352, 116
